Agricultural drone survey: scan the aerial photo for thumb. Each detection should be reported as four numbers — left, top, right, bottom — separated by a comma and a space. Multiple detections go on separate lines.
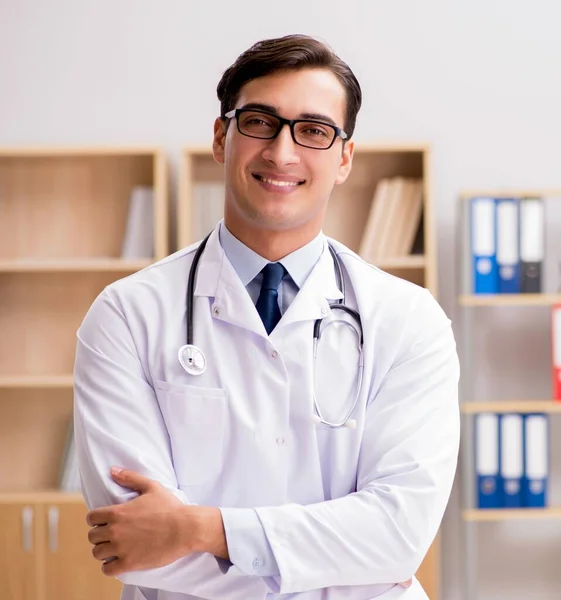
399, 579, 413, 588
110, 466, 155, 493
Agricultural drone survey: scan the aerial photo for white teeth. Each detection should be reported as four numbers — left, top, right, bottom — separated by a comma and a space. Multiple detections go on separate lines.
258, 176, 300, 187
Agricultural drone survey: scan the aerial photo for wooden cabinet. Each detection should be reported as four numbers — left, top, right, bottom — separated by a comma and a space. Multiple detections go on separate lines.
42, 502, 122, 600
0, 147, 168, 600
0, 498, 122, 600
0, 504, 39, 600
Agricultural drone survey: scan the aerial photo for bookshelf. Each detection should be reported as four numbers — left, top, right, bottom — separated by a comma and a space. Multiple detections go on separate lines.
178, 143, 446, 599
458, 189, 561, 600
0, 146, 168, 600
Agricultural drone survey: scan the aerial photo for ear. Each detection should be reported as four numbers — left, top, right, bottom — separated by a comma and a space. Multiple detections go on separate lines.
212, 117, 227, 165
334, 140, 354, 186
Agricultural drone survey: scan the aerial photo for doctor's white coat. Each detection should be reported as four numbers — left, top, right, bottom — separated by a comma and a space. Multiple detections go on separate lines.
73, 227, 460, 600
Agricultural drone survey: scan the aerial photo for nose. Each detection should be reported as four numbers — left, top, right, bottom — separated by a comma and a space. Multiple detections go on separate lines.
260, 123, 300, 167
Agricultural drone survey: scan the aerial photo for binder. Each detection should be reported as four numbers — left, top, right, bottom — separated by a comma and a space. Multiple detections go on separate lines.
519, 197, 544, 293
522, 414, 548, 508
121, 186, 155, 259
500, 413, 524, 508
470, 197, 498, 294
496, 198, 520, 293
475, 413, 502, 508
551, 305, 561, 400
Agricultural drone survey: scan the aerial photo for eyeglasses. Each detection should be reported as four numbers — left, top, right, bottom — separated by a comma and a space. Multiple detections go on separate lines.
224, 108, 348, 150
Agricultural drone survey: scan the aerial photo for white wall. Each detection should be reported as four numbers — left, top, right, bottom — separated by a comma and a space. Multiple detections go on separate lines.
2, 1, 561, 598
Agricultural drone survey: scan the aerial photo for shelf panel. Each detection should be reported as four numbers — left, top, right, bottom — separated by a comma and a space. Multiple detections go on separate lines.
0, 491, 84, 504
463, 508, 561, 521
375, 255, 425, 270
460, 189, 561, 199
459, 294, 561, 307
461, 401, 561, 414
0, 375, 73, 389
0, 258, 152, 273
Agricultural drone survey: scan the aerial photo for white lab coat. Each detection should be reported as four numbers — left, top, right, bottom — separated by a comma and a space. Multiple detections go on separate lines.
73, 226, 460, 600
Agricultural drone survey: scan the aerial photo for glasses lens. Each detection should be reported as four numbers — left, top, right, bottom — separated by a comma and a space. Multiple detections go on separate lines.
294, 121, 336, 149
238, 111, 280, 139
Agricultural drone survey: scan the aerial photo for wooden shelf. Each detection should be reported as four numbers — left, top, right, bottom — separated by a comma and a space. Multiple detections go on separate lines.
460, 189, 561, 199
0, 258, 152, 273
0, 375, 73, 389
461, 401, 561, 414
0, 490, 84, 504
463, 508, 561, 521
459, 293, 561, 307
376, 255, 425, 270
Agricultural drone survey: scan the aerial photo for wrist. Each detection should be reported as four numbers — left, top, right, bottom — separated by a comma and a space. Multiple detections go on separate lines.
182, 505, 229, 559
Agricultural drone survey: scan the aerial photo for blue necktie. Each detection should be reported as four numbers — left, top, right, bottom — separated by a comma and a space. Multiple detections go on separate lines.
256, 262, 286, 334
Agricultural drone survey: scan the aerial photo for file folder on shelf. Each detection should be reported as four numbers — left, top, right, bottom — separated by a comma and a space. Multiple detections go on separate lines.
500, 413, 524, 508
522, 414, 548, 508
475, 413, 502, 508
520, 197, 544, 293
496, 198, 520, 293
470, 197, 498, 294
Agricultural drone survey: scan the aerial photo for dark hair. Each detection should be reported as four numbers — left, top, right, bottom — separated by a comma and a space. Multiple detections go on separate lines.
217, 34, 362, 139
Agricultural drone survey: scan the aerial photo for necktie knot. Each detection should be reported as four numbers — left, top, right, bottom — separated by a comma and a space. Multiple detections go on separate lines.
261, 262, 286, 291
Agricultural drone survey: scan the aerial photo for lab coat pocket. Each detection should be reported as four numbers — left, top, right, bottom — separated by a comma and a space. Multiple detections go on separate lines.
154, 380, 227, 486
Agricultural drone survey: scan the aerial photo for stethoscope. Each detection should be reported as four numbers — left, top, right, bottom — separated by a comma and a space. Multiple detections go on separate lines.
177, 232, 364, 429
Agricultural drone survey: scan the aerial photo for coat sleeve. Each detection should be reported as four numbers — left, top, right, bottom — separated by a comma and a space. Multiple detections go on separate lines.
253, 288, 461, 594
73, 287, 270, 599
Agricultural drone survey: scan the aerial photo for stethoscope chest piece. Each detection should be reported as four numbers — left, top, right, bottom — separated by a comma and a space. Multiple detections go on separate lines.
178, 344, 207, 376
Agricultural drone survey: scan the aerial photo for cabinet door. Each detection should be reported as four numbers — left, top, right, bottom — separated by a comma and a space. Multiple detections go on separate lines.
43, 503, 122, 600
0, 504, 40, 600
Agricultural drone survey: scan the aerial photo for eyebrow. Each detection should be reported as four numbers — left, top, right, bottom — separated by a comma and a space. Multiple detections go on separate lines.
239, 103, 338, 127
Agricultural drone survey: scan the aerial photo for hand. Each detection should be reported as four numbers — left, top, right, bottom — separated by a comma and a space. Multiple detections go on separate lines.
86, 467, 192, 576
400, 578, 413, 588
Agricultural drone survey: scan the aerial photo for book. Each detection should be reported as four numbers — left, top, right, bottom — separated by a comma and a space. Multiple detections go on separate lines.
121, 186, 154, 259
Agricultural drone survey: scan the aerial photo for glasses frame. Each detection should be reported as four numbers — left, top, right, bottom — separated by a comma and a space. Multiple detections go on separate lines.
224, 108, 348, 150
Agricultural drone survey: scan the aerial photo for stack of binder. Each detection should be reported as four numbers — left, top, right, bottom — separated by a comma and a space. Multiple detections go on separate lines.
475, 412, 548, 508
470, 197, 545, 294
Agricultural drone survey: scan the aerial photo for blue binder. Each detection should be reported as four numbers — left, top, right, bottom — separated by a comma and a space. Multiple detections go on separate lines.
496, 198, 521, 293
522, 414, 548, 508
470, 197, 498, 294
475, 413, 502, 508
500, 413, 524, 508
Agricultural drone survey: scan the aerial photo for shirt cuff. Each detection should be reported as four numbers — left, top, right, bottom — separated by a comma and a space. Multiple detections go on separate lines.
219, 507, 280, 577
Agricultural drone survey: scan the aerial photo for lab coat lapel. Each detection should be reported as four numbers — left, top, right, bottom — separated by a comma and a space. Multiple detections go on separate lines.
193, 227, 266, 336
278, 239, 344, 330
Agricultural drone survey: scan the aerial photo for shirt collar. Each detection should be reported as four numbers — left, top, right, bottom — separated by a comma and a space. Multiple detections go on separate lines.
218, 220, 325, 289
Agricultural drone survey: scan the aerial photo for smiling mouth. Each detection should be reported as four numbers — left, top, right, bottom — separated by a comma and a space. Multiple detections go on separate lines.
252, 174, 305, 187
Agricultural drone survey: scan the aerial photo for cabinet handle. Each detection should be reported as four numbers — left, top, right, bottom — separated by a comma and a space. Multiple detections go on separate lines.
48, 506, 59, 552
22, 506, 33, 552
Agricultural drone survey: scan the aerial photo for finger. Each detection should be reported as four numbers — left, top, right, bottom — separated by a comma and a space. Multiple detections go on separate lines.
86, 508, 112, 527
92, 541, 119, 562
110, 466, 156, 493
399, 578, 413, 588
102, 556, 126, 577
88, 524, 111, 545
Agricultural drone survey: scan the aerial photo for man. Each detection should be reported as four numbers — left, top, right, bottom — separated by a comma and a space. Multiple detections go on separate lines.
75, 34, 460, 600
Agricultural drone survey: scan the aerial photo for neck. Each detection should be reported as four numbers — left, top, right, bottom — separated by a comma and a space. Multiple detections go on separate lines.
223, 213, 322, 262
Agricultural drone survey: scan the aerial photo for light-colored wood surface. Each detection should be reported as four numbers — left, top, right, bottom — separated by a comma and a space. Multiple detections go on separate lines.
460, 189, 561, 199
0, 504, 40, 600
463, 507, 561, 521
0, 272, 129, 376
461, 400, 561, 413
42, 503, 122, 600
459, 293, 561, 306
0, 375, 73, 388
0, 389, 73, 492
0, 492, 84, 505
0, 258, 151, 272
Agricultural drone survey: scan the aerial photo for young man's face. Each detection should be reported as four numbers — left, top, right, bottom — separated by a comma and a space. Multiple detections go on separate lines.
213, 68, 354, 240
